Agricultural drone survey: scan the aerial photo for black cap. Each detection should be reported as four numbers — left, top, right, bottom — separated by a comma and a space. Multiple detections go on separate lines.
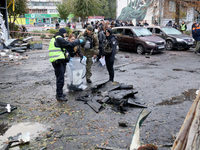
59, 28, 67, 34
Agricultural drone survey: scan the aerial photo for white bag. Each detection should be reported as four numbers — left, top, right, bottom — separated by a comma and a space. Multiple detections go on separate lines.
67, 57, 87, 91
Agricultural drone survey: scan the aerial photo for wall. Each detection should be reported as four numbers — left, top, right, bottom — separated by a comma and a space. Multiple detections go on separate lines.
116, 0, 158, 26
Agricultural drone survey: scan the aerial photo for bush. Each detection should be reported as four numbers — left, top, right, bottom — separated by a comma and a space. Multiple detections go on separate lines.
19, 37, 24, 40
40, 34, 46, 39
9, 23, 20, 38
185, 30, 191, 35
29, 41, 42, 45
49, 35, 54, 39
49, 29, 59, 34
64, 27, 72, 35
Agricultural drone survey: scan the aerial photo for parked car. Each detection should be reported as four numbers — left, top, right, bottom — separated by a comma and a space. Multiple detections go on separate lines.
112, 27, 166, 54
34, 22, 45, 27
147, 26, 195, 50
43, 24, 56, 31
59, 21, 66, 27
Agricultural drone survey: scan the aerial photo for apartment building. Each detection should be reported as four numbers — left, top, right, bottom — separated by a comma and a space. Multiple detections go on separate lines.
25, 0, 62, 25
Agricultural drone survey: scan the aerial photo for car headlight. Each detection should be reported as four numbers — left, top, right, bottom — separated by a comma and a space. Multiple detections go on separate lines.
145, 41, 156, 46
176, 38, 185, 42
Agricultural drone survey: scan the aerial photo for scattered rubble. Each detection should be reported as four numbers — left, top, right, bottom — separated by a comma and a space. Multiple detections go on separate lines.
0, 101, 17, 115
76, 81, 146, 113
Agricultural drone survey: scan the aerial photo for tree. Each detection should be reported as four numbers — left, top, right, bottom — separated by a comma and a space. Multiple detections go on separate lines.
7, 0, 28, 37
99, 0, 116, 19
56, 1, 72, 23
71, 0, 102, 22
174, 0, 200, 26
107, 0, 116, 19
183, 0, 200, 14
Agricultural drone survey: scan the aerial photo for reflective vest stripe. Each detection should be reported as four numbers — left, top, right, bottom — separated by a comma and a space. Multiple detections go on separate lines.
49, 55, 60, 58
49, 50, 62, 52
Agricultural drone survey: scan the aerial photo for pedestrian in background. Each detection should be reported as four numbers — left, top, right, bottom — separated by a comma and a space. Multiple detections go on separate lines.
154, 20, 158, 25
55, 20, 59, 29
143, 20, 149, 27
192, 22, 200, 54
103, 28, 117, 82
111, 20, 115, 28
173, 22, 178, 29
180, 21, 187, 34
97, 25, 106, 61
166, 20, 172, 27
79, 25, 99, 83
129, 21, 134, 26
49, 28, 83, 101
136, 21, 143, 27
192, 21, 196, 31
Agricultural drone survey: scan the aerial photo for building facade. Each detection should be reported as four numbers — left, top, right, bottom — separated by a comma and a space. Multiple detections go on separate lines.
116, 0, 196, 29
26, 0, 61, 25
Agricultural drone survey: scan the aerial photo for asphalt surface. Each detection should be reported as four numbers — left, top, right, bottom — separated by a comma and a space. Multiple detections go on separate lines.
0, 39, 200, 149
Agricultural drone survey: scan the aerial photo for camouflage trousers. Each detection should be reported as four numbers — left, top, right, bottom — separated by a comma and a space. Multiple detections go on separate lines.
195, 41, 200, 52
86, 57, 93, 80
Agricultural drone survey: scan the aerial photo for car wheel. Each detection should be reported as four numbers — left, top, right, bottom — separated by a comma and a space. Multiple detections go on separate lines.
166, 40, 174, 50
137, 45, 145, 54
184, 47, 190, 50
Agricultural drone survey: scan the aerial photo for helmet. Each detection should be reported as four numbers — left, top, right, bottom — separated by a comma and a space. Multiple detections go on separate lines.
79, 36, 86, 47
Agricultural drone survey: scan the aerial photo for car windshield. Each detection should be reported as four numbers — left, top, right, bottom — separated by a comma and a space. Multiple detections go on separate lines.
161, 27, 182, 35
132, 28, 152, 37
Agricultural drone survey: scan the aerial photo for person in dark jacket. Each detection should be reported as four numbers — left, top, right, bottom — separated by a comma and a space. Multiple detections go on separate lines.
115, 20, 120, 27
192, 23, 200, 54
192, 21, 196, 31
143, 20, 149, 27
173, 22, 178, 29
50, 28, 83, 101
166, 20, 172, 27
129, 21, 134, 26
68, 33, 84, 58
55, 21, 59, 29
97, 25, 106, 61
136, 21, 143, 27
103, 28, 117, 82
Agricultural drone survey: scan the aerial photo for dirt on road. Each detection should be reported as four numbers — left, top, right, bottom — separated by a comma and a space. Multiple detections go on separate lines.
0, 38, 200, 150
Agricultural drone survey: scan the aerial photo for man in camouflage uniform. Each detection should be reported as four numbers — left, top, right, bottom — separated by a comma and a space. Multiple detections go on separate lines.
79, 25, 99, 83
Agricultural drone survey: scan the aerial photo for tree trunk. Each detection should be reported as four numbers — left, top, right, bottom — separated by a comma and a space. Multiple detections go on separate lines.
175, 0, 180, 27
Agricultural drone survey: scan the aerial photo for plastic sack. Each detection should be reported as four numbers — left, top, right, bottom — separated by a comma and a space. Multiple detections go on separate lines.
67, 57, 87, 91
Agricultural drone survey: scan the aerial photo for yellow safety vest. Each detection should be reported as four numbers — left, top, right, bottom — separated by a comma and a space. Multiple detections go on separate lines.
49, 36, 65, 62
181, 24, 186, 31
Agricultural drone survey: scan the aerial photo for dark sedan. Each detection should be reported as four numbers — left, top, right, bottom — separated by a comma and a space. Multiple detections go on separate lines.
147, 26, 195, 50
112, 27, 166, 54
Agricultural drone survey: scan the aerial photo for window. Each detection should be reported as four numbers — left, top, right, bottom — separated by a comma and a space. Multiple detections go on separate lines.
155, 28, 161, 34
147, 28, 153, 32
125, 29, 133, 37
116, 29, 123, 35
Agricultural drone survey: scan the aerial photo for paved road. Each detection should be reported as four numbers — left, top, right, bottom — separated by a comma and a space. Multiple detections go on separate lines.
0, 42, 199, 149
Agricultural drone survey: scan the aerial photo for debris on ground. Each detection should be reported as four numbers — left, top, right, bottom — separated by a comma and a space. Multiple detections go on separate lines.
2, 132, 30, 150
75, 81, 146, 113
130, 109, 151, 150
171, 90, 200, 150
0, 101, 17, 115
